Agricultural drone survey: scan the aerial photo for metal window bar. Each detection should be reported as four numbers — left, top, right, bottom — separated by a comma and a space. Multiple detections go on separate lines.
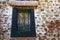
18, 12, 30, 32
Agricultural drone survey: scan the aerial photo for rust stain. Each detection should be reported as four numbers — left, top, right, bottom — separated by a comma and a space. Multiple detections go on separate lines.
45, 0, 48, 2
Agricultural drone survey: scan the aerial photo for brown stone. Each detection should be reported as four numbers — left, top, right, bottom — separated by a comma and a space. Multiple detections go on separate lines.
11, 37, 36, 40
58, 38, 60, 40
51, 38, 56, 40
45, 0, 48, 2
58, 0, 60, 2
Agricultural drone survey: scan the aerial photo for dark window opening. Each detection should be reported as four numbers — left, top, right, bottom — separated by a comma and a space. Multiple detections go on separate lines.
18, 12, 30, 32
11, 7, 36, 37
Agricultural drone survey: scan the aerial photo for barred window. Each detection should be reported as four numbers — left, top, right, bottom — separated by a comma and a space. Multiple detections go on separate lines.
18, 12, 30, 32
11, 8, 36, 37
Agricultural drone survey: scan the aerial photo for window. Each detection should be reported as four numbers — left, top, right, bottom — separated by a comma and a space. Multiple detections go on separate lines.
18, 12, 30, 32
11, 7, 36, 37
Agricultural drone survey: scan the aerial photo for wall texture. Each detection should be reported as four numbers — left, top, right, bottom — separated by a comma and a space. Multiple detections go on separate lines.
0, 0, 60, 40
35, 0, 60, 40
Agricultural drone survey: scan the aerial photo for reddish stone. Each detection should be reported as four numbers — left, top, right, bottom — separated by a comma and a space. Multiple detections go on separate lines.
11, 37, 36, 40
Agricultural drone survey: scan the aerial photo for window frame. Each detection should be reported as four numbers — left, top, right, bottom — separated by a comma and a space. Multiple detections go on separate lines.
11, 7, 36, 37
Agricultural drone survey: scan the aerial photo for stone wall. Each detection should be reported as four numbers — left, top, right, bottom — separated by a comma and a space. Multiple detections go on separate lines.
0, 0, 60, 40
35, 0, 60, 40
